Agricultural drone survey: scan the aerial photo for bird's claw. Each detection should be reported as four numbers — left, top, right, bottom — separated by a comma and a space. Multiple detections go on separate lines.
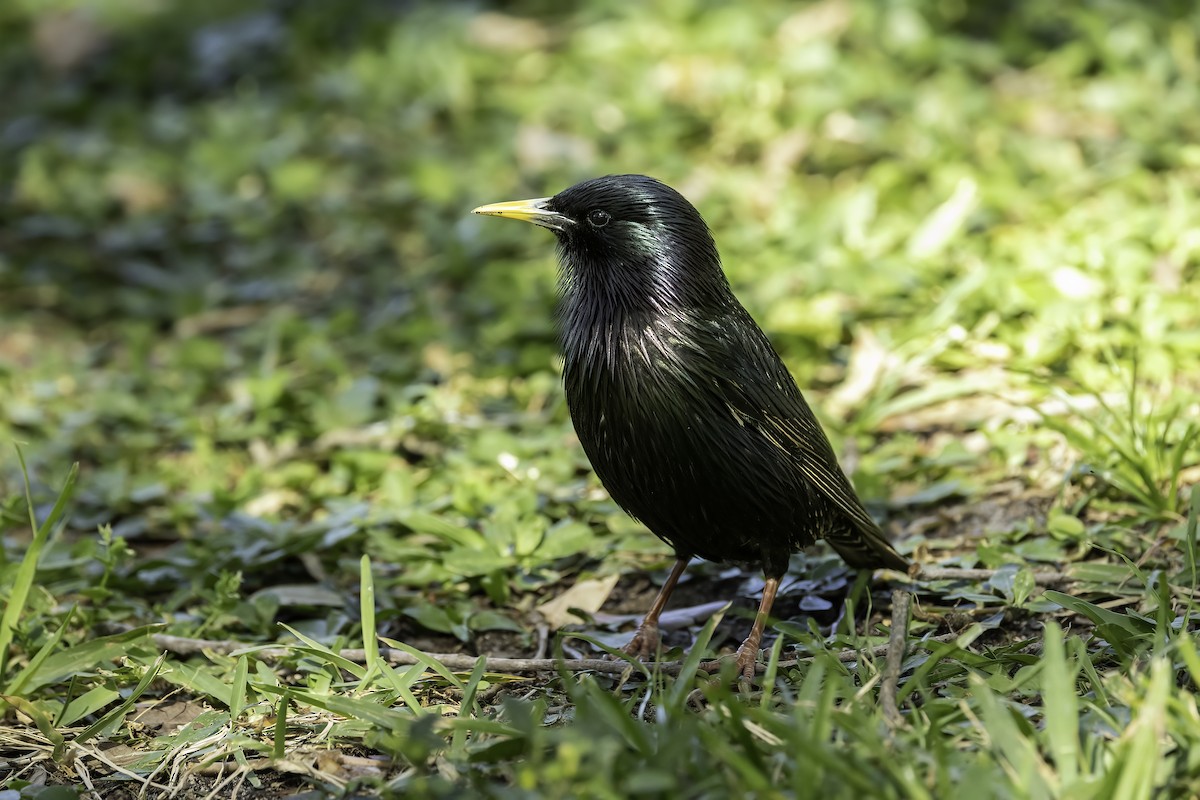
700, 645, 760, 682
615, 624, 661, 661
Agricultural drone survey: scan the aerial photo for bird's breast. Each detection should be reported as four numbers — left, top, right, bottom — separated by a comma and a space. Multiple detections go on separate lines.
562, 316, 696, 425
560, 312, 748, 495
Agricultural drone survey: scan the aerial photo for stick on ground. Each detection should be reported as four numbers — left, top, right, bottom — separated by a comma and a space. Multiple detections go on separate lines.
914, 567, 1073, 586
150, 630, 961, 678
880, 589, 912, 726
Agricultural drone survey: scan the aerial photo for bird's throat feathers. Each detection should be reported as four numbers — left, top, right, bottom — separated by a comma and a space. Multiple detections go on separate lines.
554, 221, 730, 362
556, 261, 743, 411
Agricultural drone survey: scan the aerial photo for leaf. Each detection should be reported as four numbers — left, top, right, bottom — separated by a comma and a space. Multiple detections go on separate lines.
1012, 567, 1036, 607
398, 512, 488, 549
404, 600, 470, 640
1042, 591, 1154, 637
21, 626, 159, 692
286, 687, 415, 732
160, 660, 233, 709
536, 575, 619, 628
1046, 510, 1086, 541
229, 656, 249, 721
986, 564, 1022, 598
377, 638, 467, 690
534, 520, 597, 561
467, 610, 524, 633
274, 624, 367, 678
1043, 590, 1155, 657
247, 584, 346, 607
0, 456, 79, 678
906, 177, 978, 259
1068, 563, 1140, 587
1, 695, 66, 757
74, 654, 166, 748
58, 685, 121, 727
441, 546, 514, 577
1039, 623, 1079, 788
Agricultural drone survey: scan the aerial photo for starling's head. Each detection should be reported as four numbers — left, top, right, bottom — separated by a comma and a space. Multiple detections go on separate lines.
473, 174, 729, 312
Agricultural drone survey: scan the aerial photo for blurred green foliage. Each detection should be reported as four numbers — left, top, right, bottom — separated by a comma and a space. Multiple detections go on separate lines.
3, 0, 1197, 517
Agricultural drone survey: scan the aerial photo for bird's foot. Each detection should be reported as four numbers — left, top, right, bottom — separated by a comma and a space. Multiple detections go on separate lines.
615, 624, 662, 661
700, 642, 761, 682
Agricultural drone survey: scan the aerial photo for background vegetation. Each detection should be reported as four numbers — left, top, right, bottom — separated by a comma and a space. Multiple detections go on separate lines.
2, 0, 1199, 797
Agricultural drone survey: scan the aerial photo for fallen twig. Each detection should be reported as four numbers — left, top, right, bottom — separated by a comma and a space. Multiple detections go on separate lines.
150, 630, 964, 678
914, 567, 1074, 586
880, 589, 912, 727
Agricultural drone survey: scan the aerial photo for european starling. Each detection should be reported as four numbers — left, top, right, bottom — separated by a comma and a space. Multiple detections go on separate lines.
473, 175, 908, 678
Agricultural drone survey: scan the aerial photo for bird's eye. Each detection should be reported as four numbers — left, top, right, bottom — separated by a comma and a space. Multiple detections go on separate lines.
586, 209, 611, 228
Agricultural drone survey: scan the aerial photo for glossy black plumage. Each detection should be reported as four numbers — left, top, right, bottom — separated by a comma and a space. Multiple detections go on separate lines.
474, 175, 907, 675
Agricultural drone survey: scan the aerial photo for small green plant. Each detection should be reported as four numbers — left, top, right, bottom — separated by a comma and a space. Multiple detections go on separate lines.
1, 449, 78, 689
1043, 366, 1199, 519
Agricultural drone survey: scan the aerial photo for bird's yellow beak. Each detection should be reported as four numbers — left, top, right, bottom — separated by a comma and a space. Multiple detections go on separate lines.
471, 197, 573, 232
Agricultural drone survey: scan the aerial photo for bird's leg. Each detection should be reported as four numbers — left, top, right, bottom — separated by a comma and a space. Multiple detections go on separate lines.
734, 575, 781, 678
703, 574, 781, 680
619, 557, 690, 660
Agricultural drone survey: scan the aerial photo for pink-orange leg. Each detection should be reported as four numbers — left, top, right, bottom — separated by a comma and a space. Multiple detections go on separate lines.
703, 575, 780, 680
619, 557, 690, 660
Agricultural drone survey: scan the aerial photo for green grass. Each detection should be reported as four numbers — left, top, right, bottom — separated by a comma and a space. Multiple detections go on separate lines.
2, 0, 1200, 797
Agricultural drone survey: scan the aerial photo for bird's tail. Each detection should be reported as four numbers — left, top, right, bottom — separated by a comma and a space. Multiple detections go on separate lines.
827, 522, 909, 572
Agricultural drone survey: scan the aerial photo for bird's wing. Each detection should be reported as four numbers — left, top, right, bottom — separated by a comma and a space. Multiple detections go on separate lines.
756, 409, 907, 570
688, 311, 908, 570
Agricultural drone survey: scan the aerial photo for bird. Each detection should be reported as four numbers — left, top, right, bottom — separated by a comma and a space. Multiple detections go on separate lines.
472, 175, 908, 679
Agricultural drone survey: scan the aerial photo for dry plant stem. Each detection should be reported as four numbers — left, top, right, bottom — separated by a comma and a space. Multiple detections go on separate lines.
146, 569, 1038, 679
880, 589, 912, 726
915, 567, 1073, 586
151, 630, 962, 677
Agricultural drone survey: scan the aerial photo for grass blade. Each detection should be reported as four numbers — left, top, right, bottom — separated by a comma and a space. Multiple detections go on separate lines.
1039, 622, 1079, 789
229, 655, 249, 722
74, 653, 167, 747
0, 454, 78, 678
